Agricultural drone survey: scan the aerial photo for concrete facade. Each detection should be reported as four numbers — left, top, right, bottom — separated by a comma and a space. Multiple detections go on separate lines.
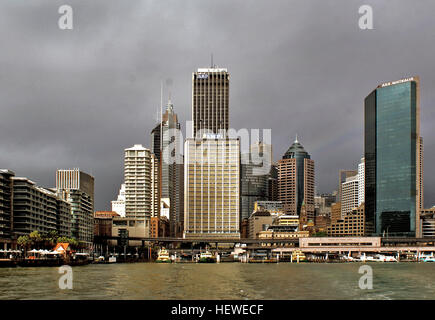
184, 138, 241, 239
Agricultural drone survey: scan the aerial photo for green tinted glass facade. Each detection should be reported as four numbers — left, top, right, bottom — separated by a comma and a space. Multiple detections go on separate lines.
283, 141, 311, 216
364, 81, 418, 237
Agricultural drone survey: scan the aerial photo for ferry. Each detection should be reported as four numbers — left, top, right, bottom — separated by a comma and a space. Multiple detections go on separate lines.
198, 250, 216, 263
422, 257, 435, 262
338, 253, 356, 262
381, 255, 398, 262
291, 250, 306, 262
420, 252, 435, 262
358, 253, 397, 262
156, 248, 171, 263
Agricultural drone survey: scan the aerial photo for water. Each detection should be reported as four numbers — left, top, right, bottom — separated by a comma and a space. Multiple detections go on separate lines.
1, 263, 435, 299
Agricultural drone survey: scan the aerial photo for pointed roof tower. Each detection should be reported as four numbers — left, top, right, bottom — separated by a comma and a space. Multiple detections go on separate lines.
283, 135, 310, 159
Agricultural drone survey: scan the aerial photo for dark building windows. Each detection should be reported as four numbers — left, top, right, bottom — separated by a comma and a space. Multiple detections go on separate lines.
364, 78, 421, 237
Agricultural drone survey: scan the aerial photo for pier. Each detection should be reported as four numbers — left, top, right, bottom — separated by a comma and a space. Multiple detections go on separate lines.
91, 235, 435, 263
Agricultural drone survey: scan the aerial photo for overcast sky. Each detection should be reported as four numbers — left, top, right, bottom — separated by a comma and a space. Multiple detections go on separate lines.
1, 0, 435, 210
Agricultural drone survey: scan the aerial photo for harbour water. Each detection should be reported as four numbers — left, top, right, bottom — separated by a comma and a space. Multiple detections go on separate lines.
1, 263, 435, 300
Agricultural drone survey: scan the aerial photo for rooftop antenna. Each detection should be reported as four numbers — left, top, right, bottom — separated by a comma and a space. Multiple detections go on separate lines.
295, 133, 299, 143
155, 107, 160, 123
160, 81, 163, 152
167, 91, 173, 112
211, 53, 214, 68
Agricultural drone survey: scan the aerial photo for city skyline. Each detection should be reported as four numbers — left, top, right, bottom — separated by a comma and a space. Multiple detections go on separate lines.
3, 2, 435, 305
1, 1, 435, 211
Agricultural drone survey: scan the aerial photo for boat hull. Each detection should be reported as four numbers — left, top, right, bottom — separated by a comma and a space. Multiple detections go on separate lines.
156, 259, 171, 263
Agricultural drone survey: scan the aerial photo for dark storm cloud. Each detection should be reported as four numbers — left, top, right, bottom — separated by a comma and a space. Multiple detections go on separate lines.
1, 0, 435, 210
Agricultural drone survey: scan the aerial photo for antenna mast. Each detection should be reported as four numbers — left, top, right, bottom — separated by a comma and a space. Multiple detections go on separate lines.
160, 81, 163, 152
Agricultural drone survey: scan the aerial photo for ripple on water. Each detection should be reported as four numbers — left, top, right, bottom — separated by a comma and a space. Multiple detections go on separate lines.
1, 263, 435, 299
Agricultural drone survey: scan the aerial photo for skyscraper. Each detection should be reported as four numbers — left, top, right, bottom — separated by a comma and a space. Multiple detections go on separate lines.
192, 67, 229, 138
0, 170, 14, 248
268, 164, 279, 202
184, 138, 241, 239
278, 137, 315, 221
341, 174, 359, 218
364, 76, 423, 237
184, 65, 240, 239
338, 170, 358, 203
151, 99, 184, 237
419, 137, 424, 211
240, 142, 272, 221
358, 158, 365, 206
56, 168, 94, 243
111, 183, 126, 217
56, 169, 94, 202
124, 145, 158, 220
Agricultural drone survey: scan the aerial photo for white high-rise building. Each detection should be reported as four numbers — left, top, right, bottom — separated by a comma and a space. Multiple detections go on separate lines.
358, 158, 365, 206
341, 175, 359, 218
124, 145, 158, 221
184, 138, 241, 239
111, 184, 126, 217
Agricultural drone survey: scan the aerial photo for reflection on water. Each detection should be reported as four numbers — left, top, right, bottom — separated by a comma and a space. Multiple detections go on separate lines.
1, 263, 435, 300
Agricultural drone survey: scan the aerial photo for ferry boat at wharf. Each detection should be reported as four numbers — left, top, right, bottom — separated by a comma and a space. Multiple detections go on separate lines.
198, 249, 216, 263
156, 248, 171, 263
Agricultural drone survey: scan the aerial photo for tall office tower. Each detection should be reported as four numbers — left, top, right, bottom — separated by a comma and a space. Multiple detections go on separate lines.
419, 137, 424, 210
364, 76, 423, 237
249, 142, 273, 175
338, 170, 358, 202
172, 160, 184, 236
184, 138, 241, 239
151, 152, 160, 218
192, 67, 229, 138
111, 184, 126, 217
278, 137, 315, 221
268, 164, 279, 201
341, 175, 359, 218
124, 145, 158, 220
240, 142, 272, 220
358, 158, 365, 206
240, 155, 269, 221
0, 170, 14, 248
56, 168, 94, 243
56, 169, 94, 202
151, 99, 184, 237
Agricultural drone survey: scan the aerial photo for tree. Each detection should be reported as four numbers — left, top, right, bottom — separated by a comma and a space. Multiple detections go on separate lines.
311, 231, 327, 237
17, 235, 31, 249
46, 230, 59, 248
29, 230, 42, 242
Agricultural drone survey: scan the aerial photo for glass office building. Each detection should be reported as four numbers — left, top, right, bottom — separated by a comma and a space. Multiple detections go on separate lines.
364, 77, 423, 237
240, 159, 269, 221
